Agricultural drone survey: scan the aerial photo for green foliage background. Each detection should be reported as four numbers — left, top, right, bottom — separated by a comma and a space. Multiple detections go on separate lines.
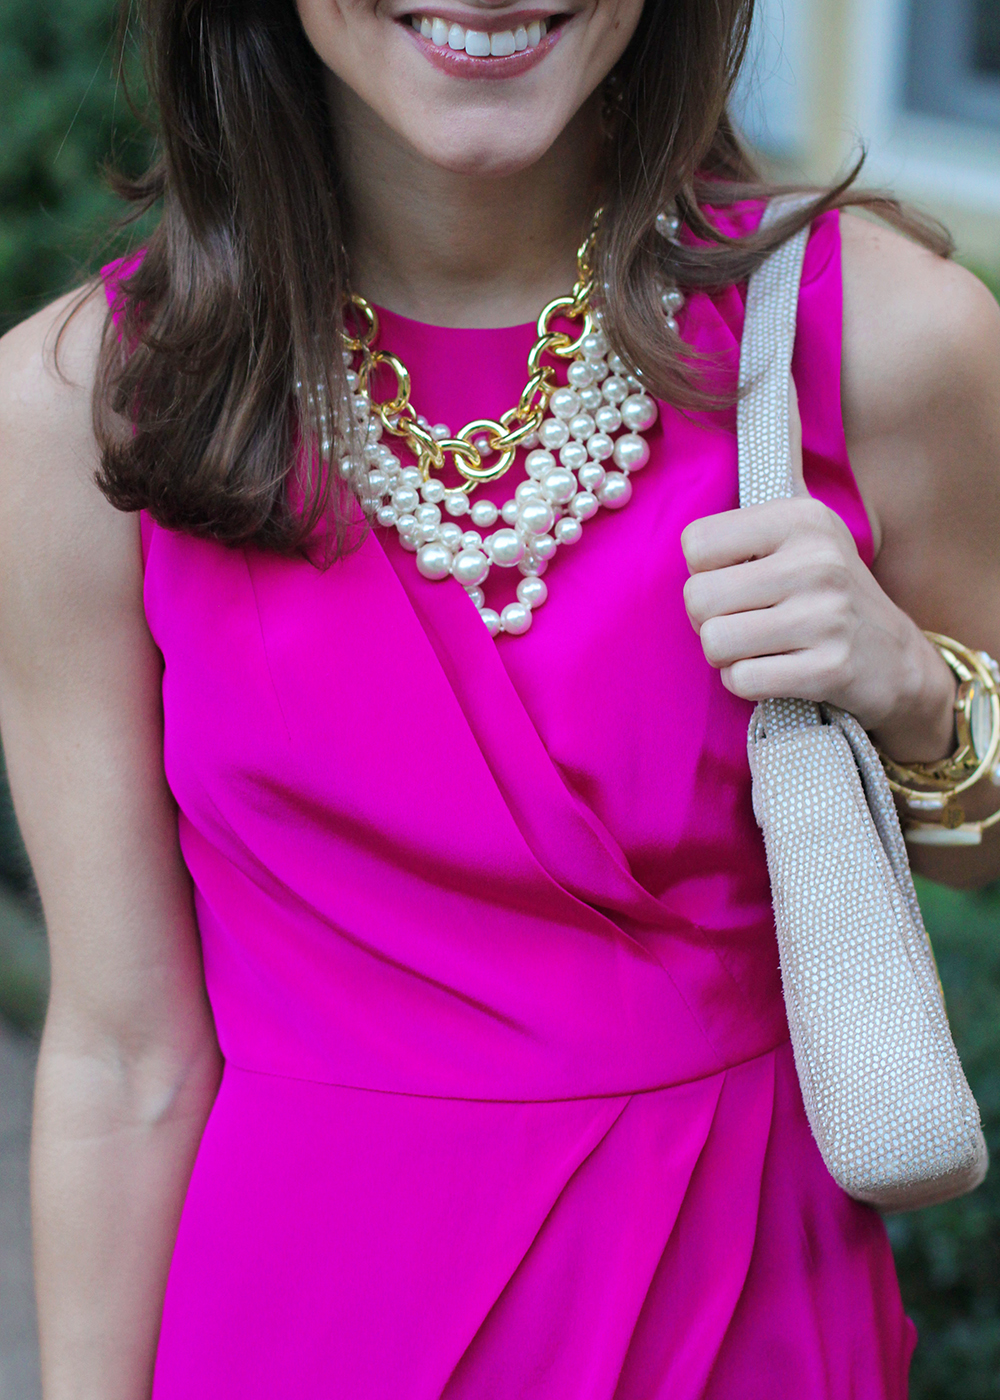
1, 3, 999, 1396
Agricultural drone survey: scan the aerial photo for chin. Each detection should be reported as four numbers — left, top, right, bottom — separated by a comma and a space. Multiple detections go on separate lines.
402, 115, 561, 178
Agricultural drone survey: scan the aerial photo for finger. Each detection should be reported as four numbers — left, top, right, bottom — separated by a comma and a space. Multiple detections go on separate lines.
720, 644, 848, 704
681, 497, 820, 574
683, 554, 794, 628
699, 598, 829, 670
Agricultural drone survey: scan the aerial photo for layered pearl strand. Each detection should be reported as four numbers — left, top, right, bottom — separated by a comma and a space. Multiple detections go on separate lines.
331, 215, 685, 638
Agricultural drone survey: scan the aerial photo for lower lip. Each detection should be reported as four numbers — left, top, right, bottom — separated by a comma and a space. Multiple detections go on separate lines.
402, 23, 563, 79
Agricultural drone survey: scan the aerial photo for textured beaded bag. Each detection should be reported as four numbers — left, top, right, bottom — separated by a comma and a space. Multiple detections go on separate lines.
740, 201, 988, 1212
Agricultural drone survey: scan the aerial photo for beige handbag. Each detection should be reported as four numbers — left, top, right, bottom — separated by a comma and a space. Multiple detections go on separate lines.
739, 200, 988, 1212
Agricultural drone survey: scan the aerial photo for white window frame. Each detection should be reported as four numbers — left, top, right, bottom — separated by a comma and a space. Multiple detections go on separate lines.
845, 0, 1000, 215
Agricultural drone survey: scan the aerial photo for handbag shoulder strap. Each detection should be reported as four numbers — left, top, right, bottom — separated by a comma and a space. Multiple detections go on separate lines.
737, 197, 812, 508
738, 196, 816, 734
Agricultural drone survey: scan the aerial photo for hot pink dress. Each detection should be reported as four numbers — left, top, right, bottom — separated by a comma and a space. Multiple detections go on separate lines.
109, 206, 916, 1398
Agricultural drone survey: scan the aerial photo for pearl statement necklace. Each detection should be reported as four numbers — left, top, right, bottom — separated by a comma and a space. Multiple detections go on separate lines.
330, 211, 685, 638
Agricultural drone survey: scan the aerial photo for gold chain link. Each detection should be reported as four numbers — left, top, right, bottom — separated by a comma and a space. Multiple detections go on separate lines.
344, 211, 602, 492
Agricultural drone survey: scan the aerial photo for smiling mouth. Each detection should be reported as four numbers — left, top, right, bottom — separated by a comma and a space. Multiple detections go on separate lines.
404, 11, 566, 60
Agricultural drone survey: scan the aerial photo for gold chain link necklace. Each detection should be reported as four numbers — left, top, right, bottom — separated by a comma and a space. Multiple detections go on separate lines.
331, 211, 684, 637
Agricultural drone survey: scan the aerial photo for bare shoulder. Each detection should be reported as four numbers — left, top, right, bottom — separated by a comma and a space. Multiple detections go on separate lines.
0, 286, 142, 669
838, 213, 1000, 561
840, 212, 1000, 438
837, 213, 1000, 664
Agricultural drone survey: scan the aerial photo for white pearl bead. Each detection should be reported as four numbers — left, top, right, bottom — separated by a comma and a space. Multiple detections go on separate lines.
549, 387, 581, 421
656, 211, 681, 240
392, 486, 419, 514
540, 467, 577, 504
594, 404, 621, 434
431, 422, 452, 440
569, 490, 599, 520
437, 523, 464, 551
466, 586, 485, 609
366, 470, 387, 497
400, 467, 421, 488
607, 352, 627, 376
602, 377, 628, 405
376, 505, 398, 528
518, 555, 548, 577
451, 548, 490, 586
568, 413, 596, 441
554, 516, 583, 545
665, 316, 679, 335
488, 528, 525, 567
345, 369, 359, 392
396, 513, 418, 537
612, 433, 651, 472
444, 492, 469, 516
525, 449, 555, 479
661, 287, 685, 314
576, 461, 606, 492
480, 608, 501, 636
398, 533, 418, 552
470, 498, 499, 527
567, 360, 595, 389
599, 472, 633, 508
559, 440, 588, 471
538, 418, 570, 451
620, 395, 658, 432
578, 385, 604, 411
516, 576, 548, 609
532, 533, 557, 561
377, 446, 400, 471
460, 529, 482, 550
500, 602, 533, 635
414, 503, 441, 529
352, 394, 370, 420
518, 498, 555, 535
415, 542, 453, 579
586, 433, 614, 462
514, 480, 542, 503
581, 330, 609, 359
421, 478, 446, 503
501, 500, 519, 524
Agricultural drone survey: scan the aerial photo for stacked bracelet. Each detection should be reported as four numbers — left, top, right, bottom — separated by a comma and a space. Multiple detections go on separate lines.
877, 632, 1000, 847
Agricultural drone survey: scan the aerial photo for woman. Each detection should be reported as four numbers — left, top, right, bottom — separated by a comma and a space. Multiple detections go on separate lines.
1, 0, 998, 1394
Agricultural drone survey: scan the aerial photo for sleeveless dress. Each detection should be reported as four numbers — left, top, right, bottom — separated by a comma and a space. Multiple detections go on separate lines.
108, 206, 916, 1398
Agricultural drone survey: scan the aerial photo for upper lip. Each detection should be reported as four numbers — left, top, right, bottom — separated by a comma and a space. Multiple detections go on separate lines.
400, 8, 569, 32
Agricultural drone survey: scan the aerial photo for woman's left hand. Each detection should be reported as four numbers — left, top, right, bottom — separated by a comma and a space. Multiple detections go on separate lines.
680, 377, 956, 764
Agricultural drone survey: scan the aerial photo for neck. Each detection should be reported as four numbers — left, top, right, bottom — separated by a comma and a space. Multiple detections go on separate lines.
328, 82, 603, 328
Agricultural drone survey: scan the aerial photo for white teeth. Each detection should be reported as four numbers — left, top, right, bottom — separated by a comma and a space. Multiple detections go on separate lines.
411, 14, 550, 54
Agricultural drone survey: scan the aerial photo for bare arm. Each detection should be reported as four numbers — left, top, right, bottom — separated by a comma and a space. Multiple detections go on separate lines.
0, 291, 222, 1399
841, 215, 1000, 886
682, 214, 1000, 890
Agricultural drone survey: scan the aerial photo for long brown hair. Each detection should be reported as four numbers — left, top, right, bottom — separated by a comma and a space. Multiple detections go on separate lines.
93, 0, 951, 556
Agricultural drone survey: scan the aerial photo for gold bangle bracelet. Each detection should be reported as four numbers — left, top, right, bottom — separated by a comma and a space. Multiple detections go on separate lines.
877, 632, 1000, 839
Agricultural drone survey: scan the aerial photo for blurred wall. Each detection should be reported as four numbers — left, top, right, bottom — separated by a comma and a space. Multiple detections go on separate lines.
736, 0, 1000, 277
